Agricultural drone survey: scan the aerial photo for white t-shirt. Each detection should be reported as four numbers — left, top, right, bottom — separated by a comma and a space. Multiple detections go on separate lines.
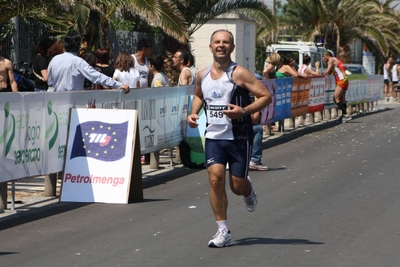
113, 68, 140, 89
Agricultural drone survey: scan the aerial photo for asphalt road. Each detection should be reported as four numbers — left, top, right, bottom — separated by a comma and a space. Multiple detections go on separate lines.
1, 103, 400, 267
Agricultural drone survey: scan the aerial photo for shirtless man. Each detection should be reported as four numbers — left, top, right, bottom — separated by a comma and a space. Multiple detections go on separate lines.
0, 44, 18, 92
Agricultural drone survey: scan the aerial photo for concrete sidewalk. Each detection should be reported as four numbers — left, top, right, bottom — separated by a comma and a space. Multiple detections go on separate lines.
0, 150, 184, 219
1, 99, 397, 220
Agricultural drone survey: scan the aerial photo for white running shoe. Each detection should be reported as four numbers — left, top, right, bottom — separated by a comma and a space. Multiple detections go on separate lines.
208, 229, 232, 248
243, 176, 257, 212
249, 161, 269, 171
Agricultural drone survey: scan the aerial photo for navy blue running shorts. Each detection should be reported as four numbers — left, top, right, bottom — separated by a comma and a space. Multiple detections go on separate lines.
205, 139, 251, 178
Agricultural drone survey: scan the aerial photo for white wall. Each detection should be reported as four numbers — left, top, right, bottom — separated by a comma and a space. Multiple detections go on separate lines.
190, 16, 256, 73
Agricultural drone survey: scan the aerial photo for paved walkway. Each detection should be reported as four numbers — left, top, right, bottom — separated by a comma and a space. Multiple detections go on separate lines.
1, 99, 398, 220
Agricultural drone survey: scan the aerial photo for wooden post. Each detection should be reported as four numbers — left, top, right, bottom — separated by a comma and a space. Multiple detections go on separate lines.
149, 151, 160, 169
308, 113, 315, 124
265, 124, 272, 136
0, 182, 7, 210
325, 109, 331, 120
332, 108, 338, 119
288, 117, 294, 128
44, 173, 57, 197
129, 117, 143, 201
174, 146, 181, 164
315, 111, 322, 122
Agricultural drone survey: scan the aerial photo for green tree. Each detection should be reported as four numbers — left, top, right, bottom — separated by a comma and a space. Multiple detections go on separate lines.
280, 0, 400, 68
162, 0, 278, 84
0, 0, 189, 45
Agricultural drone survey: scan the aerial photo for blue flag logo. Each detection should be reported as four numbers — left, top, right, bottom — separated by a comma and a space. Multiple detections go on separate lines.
70, 121, 128, 161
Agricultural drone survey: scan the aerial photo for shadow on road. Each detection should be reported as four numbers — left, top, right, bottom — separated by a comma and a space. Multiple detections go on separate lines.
263, 108, 393, 150
234, 237, 325, 246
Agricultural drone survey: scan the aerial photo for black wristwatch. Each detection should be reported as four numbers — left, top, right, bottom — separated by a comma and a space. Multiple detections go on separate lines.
241, 108, 248, 117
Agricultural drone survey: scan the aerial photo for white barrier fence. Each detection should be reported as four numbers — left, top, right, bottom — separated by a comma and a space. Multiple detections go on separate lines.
0, 86, 193, 184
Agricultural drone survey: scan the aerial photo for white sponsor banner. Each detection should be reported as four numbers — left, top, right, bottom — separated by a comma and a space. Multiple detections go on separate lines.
99, 87, 191, 154
60, 108, 136, 204
0, 93, 26, 180
309, 76, 325, 109
0, 88, 191, 183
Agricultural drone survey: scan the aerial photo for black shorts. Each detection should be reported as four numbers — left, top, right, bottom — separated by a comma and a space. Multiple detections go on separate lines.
205, 139, 251, 178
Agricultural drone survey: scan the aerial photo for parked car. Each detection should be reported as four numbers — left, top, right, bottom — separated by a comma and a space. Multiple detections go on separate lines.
344, 64, 368, 75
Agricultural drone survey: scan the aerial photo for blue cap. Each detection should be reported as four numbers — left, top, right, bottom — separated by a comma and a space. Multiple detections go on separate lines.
396, 58, 400, 64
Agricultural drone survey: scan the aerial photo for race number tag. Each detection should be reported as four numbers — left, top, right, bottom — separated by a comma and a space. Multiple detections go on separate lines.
207, 104, 230, 125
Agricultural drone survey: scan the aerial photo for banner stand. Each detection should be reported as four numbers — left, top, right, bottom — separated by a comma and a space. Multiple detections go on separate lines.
129, 116, 143, 201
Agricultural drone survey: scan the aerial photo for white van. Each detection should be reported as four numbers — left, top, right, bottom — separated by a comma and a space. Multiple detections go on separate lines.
265, 41, 327, 72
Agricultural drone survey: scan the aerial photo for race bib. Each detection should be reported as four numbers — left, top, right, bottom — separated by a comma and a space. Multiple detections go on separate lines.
207, 104, 230, 125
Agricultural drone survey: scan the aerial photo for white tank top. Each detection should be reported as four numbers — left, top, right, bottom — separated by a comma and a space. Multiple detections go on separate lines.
201, 62, 252, 140
131, 54, 150, 88
178, 67, 195, 85
392, 64, 398, 82
383, 65, 391, 80
298, 65, 308, 75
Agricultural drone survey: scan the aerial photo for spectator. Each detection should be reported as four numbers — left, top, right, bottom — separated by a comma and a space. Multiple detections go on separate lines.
275, 56, 308, 79
173, 49, 194, 85
383, 56, 394, 101
0, 42, 18, 92
113, 51, 140, 89
132, 39, 154, 164
187, 52, 199, 85
131, 39, 153, 88
391, 58, 400, 100
148, 54, 170, 87
298, 54, 321, 76
249, 98, 269, 171
263, 52, 280, 79
82, 51, 100, 90
48, 41, 65, 58
48, 31, 130, 93
95, 48, 115, 89
32, 38, 55, 92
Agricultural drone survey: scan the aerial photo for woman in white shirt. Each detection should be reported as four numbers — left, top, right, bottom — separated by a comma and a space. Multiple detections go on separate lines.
298, 54, 321, 76
113, 51, 140, 89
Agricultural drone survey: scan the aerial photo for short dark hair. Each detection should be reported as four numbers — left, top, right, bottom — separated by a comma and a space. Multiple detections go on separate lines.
64, 31, 81, 53
149, 54, 164, 71
137, 39, 153, 51
303, 55, 311, 65
176, 49, 190, 66
210, 29, 235, 45
187, 52, 195, 67
82, 51, 97, 67
35, 39, 55, 56
95, 48, 111, 64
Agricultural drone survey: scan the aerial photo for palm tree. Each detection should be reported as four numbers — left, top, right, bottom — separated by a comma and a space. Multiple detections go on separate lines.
0, 0, 189, 45
162, 0, 278, 84
280, 0, 400, 67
